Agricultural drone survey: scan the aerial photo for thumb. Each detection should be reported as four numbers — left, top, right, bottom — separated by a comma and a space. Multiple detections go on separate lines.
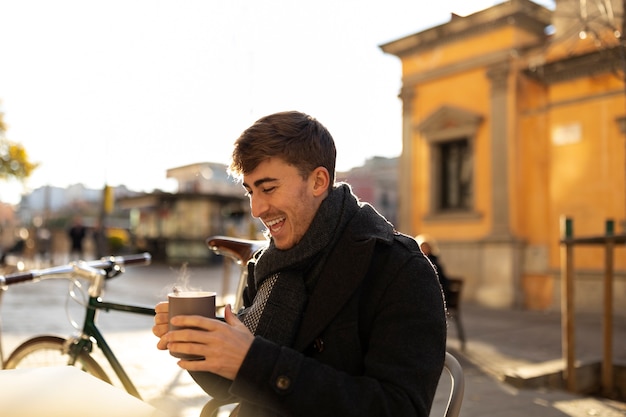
224, 304, 245, 328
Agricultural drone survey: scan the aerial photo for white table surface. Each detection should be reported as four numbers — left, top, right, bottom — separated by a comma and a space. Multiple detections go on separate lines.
0, 366, 166, 417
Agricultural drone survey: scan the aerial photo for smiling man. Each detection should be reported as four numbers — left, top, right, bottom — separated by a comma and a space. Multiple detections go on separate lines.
153, 111, 447, 417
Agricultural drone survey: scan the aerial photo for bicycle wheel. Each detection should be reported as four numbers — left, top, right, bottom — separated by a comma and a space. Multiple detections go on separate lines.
3, 335, 112, 383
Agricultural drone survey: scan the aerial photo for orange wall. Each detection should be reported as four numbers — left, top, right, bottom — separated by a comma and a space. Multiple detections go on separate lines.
548, 85, 625, 269
410, 68, 492, 239
512, 72, 626, 270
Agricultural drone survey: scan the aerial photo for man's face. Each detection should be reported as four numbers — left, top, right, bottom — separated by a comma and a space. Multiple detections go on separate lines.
243, 158, 326, 250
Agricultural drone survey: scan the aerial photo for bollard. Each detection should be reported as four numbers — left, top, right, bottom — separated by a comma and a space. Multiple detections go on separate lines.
560, 216, 576, 392
602, 219, 615, 397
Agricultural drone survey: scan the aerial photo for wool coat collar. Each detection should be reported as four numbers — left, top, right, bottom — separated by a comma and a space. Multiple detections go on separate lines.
293, 204, 395, 352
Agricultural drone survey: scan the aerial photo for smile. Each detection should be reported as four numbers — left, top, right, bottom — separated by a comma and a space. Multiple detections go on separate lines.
265, 217, 286, 235
265, 217, 285, 228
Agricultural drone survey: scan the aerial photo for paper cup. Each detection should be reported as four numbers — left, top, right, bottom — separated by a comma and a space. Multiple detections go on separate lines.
168, 291, 216, 360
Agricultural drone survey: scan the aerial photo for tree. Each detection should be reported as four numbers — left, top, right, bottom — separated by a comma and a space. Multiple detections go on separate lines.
0, 103, 38, 181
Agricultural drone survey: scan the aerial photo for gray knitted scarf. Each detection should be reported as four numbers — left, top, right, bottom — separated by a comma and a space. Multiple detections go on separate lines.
243, 183, 359, 347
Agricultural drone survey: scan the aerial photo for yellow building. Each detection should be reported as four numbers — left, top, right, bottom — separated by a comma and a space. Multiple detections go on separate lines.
381, 0, 626, 313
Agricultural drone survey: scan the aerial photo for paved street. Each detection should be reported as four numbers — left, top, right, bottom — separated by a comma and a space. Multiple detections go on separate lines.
440, 303, 626, 417
1, 260, 625, 417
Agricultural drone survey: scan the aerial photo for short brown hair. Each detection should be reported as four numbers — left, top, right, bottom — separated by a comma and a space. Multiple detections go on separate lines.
229, 111, 336, 184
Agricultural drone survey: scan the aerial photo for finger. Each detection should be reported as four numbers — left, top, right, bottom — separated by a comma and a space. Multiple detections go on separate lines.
154, 311, 169, 326
165, 329, 214, 351
152, 322, 169, 338
156, 335, 170, 350
169, 315, 213, 330
155, 301, 169, 314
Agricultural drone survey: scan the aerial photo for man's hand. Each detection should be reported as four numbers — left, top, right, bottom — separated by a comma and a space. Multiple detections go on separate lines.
153, 303, 254, 380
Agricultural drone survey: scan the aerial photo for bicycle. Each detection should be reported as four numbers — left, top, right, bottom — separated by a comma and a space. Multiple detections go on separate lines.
0, 253, 154, 400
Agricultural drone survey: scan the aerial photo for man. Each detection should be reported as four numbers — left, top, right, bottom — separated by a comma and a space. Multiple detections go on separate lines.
153, 111, 446, 416
67, 215, 87, 261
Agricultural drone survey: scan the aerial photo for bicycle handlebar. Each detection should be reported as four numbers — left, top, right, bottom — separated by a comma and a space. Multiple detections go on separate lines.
0, 253, 152, 288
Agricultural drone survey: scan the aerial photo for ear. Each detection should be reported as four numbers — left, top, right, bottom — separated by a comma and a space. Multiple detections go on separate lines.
311, 167, 330, 197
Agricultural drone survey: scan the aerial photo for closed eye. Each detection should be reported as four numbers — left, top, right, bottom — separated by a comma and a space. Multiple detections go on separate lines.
242, 177, 279, 197
243, 186, 276, 197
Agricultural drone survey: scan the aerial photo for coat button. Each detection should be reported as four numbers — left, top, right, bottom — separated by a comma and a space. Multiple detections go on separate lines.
313, 338, 325, 353
275, 375, 291, 390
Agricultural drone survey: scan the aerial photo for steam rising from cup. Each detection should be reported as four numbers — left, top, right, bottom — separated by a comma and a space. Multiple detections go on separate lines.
169, 263, 202, 295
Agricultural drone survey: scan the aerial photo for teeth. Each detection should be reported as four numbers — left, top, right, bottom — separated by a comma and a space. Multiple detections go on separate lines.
266, 217, 285, 227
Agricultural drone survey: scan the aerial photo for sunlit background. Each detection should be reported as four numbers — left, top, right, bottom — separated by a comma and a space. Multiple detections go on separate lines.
0, 0, 553, 204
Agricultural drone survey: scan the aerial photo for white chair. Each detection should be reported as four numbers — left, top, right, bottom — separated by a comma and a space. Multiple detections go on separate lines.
442, 351, 465, 417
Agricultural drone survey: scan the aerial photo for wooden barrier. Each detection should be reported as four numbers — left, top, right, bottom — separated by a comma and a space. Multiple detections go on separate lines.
559, 217, 626, 397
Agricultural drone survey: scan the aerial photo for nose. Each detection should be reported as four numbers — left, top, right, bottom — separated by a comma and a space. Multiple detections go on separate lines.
250, 193, 268, 219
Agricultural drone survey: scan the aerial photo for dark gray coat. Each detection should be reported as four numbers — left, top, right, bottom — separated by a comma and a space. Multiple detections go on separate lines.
192, 206, 447, 416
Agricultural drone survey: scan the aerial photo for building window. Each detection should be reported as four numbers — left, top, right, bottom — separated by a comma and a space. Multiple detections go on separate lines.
417, 105, 482, 218
439, 138, 472, 211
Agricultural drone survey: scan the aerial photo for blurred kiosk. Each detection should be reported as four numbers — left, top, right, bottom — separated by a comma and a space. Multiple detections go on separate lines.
0, 366, 164, 417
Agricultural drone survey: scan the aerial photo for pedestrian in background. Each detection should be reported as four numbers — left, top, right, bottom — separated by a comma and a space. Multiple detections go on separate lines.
416, 234, 451, 302
67, 216, 87, 260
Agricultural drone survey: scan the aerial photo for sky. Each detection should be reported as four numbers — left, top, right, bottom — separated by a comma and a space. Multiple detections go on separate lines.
0, 0, 553, 205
